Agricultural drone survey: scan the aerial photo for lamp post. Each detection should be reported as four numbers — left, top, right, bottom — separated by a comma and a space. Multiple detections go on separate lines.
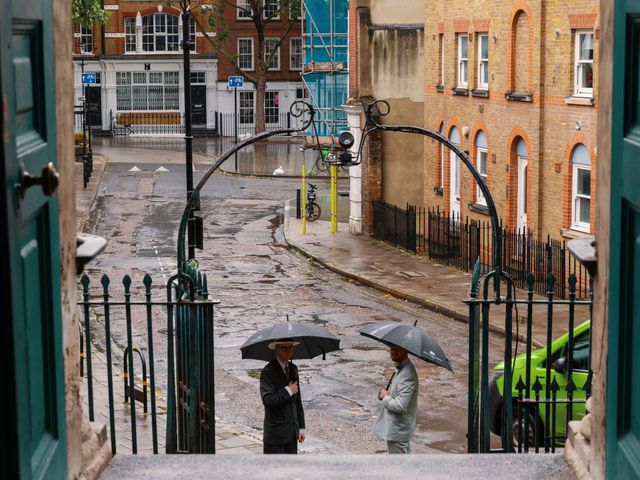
180, 0, 195, 261
80, 43, 87, 161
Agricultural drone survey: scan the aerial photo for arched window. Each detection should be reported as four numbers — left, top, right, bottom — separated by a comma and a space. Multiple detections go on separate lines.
475, 131, 488, 206
515, 138, 528, 231
571, 144, 591, 231
449, 127, 461, 216
437, 123, 445, 189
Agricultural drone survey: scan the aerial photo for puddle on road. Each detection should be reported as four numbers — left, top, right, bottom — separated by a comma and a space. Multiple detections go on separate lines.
310, 314, 328, 326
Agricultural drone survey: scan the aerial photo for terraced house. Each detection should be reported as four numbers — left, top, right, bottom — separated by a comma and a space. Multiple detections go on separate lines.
423, 0, 598, 241
72, 0, 304, 134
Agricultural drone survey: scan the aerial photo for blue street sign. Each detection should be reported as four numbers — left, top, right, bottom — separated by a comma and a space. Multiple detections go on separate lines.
82, 73, 97, 84
228, 76, 244, 88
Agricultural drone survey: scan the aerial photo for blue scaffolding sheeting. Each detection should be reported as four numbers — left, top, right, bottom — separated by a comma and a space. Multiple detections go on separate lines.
303, 0, 348, 139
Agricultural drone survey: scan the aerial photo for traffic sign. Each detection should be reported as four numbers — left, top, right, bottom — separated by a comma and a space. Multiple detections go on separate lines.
228, 76, 244, 88
81, 73, 96, 84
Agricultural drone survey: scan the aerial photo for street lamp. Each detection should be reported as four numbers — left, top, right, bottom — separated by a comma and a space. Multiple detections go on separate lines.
180, 0, 196, 261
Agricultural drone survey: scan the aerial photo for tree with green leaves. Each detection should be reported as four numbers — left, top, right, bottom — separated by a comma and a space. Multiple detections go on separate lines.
72, 0, 108, 29
195, 0, 302, 133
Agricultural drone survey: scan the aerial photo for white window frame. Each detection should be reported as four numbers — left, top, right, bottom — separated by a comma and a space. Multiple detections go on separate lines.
79, 26, 93, 54
574, 30, 594, 97
572, 163, 591, 232
265, 91, 279, 124
238, 38, 254, 71
457, 34, 468, 88
263, 0, 279, 20
264, 38, 281, 71
439, 33, 445, 85
290, 37, 303, 71
237, 0, 252, 19
476, 146, 488, 206
239, 91, 255, 124
125, 17, 136, 52
477, 33, 489, 90
115, 71, 179, 112
141, 12, 182, 54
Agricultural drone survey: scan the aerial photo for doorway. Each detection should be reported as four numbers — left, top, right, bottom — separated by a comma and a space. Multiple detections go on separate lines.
191, 85, 206, 126
449, 127, 461, 219
515, 139, 528, 232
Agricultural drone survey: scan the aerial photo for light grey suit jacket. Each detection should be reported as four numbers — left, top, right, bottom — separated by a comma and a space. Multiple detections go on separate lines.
373, 359, 418, 442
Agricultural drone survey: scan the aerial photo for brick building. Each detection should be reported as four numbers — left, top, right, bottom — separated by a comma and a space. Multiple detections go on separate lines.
73, 0, 303, 133
423, 0, 599, 240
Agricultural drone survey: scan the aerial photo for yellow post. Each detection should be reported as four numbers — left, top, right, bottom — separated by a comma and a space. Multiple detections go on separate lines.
330, 165, 337, 234
301, 165, 307, 234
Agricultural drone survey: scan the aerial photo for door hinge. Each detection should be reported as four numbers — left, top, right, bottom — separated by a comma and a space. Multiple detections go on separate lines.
2, 95, 8, 144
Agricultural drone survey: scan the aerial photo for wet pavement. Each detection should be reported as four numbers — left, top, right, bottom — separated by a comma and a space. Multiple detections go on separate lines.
77, 140, 588, 459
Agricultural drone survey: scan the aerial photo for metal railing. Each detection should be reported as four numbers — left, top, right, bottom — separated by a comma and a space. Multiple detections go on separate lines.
78, 267, 217, 455
372, 200, 416, 252
371, 201, 590, 300
214, 111, 292, 137
467, 263, 592, 453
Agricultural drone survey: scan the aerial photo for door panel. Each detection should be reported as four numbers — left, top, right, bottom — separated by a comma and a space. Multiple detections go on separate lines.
85, 86, 101, 127
191, 85, 206, 126
608, 2, 640, 477
517, 157, 527, 231
1, 0, 67, 476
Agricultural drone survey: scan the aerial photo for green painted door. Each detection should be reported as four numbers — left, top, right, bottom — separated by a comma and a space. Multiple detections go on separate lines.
607, 0, 640, 477
0, 0, 67, 476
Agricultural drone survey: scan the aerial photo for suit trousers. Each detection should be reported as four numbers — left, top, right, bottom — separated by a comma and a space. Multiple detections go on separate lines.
387, 440, 411, 454
264, 437, 298, 454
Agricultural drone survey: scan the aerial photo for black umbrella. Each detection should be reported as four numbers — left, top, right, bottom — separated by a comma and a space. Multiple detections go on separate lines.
240, 321, 340, 361
358, 320, 453, 371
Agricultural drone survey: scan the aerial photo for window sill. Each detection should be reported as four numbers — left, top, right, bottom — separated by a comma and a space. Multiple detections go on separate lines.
564, 96, 595, 106
561, 227, 591, 239
436, 84, 444, 93
505, 92, 533, 102
434, 186, 443, 196
468, 203, 489, 215
452, 87, 469, 96
471, 89, 489, 98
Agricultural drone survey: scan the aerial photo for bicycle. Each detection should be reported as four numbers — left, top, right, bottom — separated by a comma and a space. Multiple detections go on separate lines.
305, 183, 321, 222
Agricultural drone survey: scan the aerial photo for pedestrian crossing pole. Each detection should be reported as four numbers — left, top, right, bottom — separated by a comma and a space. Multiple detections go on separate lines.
301, 165, 307, 235
330, 165, 337, 234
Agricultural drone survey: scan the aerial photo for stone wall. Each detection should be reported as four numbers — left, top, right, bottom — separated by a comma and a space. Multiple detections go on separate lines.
59, 2, 112, 478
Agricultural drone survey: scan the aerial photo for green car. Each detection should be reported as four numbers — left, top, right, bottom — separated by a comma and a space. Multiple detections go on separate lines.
488, 320, 591, 447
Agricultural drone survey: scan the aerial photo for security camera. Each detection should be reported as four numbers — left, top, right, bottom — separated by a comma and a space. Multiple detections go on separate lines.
338, 131, 355, 150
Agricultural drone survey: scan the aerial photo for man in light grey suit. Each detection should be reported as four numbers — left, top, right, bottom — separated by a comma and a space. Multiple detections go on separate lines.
373, 346, 419, 454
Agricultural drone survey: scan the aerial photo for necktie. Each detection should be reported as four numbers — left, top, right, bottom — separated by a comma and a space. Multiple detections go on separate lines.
284, 364, 290, 380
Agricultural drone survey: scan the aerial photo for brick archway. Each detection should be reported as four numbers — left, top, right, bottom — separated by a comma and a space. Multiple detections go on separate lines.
506, 1, 535, 93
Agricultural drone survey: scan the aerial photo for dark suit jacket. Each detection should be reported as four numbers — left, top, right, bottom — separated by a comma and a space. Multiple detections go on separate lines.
260, 359, 305, 445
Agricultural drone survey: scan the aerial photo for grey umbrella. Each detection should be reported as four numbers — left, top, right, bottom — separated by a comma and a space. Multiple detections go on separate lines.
240, 321, 340, 361
358, 320, 453, 371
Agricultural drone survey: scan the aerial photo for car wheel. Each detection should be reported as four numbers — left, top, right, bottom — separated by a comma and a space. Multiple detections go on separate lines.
512, 408, 544, 449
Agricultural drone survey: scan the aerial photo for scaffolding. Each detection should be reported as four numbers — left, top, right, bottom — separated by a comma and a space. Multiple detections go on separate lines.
302, 0, 348, 144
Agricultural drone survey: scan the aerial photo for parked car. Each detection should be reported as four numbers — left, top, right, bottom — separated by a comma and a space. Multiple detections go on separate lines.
489, 320, 591, 447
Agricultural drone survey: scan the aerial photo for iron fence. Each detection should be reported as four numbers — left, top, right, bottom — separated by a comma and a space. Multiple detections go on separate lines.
78, 266, 217, 455
371, 201, 590, 299
467, 264, 592, 454
372, 200, 416, 252
214, 111, 292, 137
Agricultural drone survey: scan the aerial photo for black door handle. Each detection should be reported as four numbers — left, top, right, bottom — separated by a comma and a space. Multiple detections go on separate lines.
19, 162, 59, 198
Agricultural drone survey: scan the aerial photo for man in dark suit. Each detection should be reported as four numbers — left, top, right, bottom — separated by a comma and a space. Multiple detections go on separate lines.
260, 338, 306, 454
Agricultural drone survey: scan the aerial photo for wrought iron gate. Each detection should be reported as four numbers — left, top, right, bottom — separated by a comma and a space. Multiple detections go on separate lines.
78, 266, 217, 455
466, 261, 592, 454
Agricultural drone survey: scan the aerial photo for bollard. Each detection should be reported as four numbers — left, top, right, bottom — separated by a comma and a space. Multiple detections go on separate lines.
296, 188, 301, 219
